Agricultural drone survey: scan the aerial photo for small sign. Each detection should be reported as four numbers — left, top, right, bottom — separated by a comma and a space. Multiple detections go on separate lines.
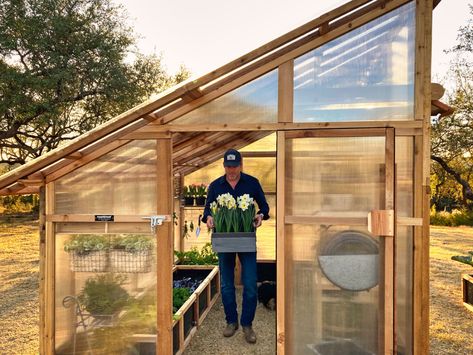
95, 215, 114, 222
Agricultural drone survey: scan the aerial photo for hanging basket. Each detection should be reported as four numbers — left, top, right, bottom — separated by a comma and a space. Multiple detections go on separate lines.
109, 250, 153, 273
69, 251, 108, 272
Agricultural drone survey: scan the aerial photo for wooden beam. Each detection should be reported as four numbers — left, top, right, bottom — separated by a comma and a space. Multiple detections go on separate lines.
414, 1, 433, 354
45, 182, 55, 354
46, 214, 170, 223
148, 120, 423, 133
278, 61, 294, 123
156, 138, 174, 355
39, 186, 46, 355
276, 131, 286, 354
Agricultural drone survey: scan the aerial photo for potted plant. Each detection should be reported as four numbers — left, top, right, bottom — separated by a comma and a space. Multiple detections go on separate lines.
78, 274, 131, 323
451, 251, 473, 312
110, 234, 154, 273
195, 183, 207, 206
210, 193, 257, 252
182, 185, 194, 206
64, 234, 109, 272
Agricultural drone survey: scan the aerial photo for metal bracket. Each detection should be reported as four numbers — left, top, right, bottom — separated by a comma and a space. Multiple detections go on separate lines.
142, 215, 167, 233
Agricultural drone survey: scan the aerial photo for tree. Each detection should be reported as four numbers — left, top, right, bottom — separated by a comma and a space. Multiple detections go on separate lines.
0, 0, 190, 166
431, 5, 473, 209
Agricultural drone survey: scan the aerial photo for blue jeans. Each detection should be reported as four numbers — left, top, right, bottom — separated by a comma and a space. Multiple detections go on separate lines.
218, 252, 257, 327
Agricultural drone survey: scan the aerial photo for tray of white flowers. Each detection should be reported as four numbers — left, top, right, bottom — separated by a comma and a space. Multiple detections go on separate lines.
210, 193, 256, 253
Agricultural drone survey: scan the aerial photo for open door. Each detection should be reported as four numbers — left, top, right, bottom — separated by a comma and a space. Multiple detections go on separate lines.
277, 129, 395, 355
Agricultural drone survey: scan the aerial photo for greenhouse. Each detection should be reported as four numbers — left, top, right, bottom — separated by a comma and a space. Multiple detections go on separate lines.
0, 0, 452, 354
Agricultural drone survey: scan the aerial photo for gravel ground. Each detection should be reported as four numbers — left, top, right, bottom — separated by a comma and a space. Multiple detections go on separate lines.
184, 286, 276, 355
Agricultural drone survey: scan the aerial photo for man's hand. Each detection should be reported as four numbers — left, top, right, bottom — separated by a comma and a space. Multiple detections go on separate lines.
253, 214, 263, 228
206, 216, 214, 229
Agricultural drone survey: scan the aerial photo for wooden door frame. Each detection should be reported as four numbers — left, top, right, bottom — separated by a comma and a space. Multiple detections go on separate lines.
276, 128, 396, 354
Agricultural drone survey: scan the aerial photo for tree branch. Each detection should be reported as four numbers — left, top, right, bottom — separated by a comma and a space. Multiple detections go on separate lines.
431, 155, 473, 203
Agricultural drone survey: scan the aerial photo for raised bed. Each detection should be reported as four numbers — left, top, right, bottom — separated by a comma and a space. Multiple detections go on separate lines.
129, 265, 220, 355
462, 273, 473, 312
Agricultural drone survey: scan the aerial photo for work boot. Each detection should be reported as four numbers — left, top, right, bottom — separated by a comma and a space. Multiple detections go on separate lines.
242, 326, 257, 344
223, 323, 238, 337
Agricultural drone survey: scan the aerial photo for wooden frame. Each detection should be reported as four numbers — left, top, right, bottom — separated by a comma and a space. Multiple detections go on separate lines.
279, 128, 396, 354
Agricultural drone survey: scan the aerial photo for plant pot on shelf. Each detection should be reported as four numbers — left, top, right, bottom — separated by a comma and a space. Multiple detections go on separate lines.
184, 197, 194, 206
195, 196, 206, 206
211, 232, 256, 253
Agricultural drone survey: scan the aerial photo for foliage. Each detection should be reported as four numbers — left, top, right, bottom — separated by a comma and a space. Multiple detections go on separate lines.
172, 287, 191, 313
451, 251, 473, 267
174, 243, 218, 265
430, 206, 473, 226
431, 5, 473, 209
79, 274, 130, 315
0, 0, 190, 166
0, 194, 39, 214
210, 193, 255, 232
182, 185, 192, 198
63, 234, 109, 255
111, 234, 153, 253
195, 183, 207, 197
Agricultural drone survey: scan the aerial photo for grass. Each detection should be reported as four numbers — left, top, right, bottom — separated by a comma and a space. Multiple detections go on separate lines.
0, 220, 39, 355
1, 221, 472, 354
429, 226, 473, 354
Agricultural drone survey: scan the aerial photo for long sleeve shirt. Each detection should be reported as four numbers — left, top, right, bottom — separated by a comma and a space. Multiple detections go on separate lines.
202, 172, 270, 223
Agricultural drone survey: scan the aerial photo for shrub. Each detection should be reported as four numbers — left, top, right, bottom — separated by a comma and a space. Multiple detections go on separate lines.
111, 234, 153, 253
430, 207, 473, 226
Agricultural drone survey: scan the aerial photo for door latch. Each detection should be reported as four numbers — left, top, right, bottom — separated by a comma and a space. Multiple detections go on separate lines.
142, 215, 168, 233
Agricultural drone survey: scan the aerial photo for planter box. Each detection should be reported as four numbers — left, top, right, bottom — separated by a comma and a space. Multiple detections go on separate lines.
128, 265, 220, 355
110, 250, 152, 273
462, 273, 473, 312
69, 250, 108, 272
211, 232, 256, 253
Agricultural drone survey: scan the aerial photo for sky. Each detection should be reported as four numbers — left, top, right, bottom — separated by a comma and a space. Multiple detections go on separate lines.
116, 0, 472, 82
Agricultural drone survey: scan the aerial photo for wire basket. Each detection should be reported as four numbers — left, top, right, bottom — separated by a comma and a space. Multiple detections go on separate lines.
109, 250, 153, 273
69, 251, 108, 272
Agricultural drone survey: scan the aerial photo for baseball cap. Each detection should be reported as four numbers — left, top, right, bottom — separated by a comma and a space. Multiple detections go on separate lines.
223, 149, 242, 167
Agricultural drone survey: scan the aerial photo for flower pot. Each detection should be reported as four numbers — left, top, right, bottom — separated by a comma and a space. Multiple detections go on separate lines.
195, 196, 206, 206
211, 232, 256, 253
184, 197, 194, 206
109, 249, 152, 273
69, 250, 108, 272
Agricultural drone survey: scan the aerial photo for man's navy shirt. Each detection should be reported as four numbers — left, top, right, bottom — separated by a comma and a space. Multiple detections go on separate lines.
202, 172, 270, 223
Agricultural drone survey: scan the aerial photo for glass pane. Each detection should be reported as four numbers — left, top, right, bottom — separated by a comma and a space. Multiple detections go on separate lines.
293, 2, 415, 122
285, 136, 385, 354
395, 137, 414, 354
55, 140, 157, 215
170, 70, 278, 125
55, 233, 157, 354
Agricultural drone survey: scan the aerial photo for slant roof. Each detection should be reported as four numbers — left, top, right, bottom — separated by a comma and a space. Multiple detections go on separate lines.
0, 0, 446, 195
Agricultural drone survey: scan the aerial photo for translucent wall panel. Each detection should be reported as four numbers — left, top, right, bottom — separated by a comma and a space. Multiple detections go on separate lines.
293, 2, 415, 122
182, 136, 276, 259
395, 137, 414, 354
285, 136, 385, 354
55, 140, 157, 215
55, 232, 156, 354
170, 70, 278, 125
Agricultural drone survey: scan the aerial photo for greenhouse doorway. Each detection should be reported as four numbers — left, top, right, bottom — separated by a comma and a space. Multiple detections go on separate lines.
276, 128, 395, 355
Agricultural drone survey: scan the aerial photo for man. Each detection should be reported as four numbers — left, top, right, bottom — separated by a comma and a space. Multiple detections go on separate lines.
202, 149, 270, 344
